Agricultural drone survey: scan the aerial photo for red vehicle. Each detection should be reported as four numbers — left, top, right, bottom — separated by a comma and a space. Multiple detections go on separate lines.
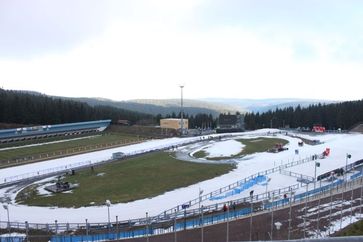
312, 125, 326, 133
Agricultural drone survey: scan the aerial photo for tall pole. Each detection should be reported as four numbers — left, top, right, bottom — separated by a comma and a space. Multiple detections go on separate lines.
106, 199, 111, 238
116, 215, 119, 239
201, 205, 204, 242
350, 184, 354, 224
199, 187, 203, 211
180, 85, 184, 136
85, 218, 89, 237
316, 194, 321, 238
360, 176, 363, 218
3, 204, 10, 237
304, 184, 308, 238
174, 209, 177, 242
270, 192, 274, 240
340, 183, 344, 231
329, 173, 334, 235
107, 206, 110, 225
226, 205, 229, 242
249, 194, 253, 241
146, 212, 150, 242
288, 189, 293, 240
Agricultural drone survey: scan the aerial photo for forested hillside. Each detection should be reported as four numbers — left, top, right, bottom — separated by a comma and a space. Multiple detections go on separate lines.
0, 89, 152, 126
245, 100, 363, 130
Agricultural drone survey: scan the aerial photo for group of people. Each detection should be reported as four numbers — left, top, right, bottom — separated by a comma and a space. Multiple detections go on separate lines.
222, 202, 237, 212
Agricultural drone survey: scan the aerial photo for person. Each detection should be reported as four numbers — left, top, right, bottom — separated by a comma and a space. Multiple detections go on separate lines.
232, 202, 236, 217
223, 204, 228, 212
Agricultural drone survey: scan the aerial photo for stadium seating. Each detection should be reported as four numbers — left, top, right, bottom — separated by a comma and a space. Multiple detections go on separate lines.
0, 120, 111, 143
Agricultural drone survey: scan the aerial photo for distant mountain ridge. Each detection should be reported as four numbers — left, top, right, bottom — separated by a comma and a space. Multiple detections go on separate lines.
72, 98, 237, 117
200, 98, 338, 113
73, 97, 337, 117
5, 89, 339, 117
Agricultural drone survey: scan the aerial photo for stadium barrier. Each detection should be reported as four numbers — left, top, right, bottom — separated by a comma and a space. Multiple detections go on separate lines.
2, 132, 361, 241
158, 154, 315, 219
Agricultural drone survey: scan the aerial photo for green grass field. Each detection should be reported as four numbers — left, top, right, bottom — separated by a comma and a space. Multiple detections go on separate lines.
193, 150, 208, 159
16, 152, 235, 208
0, 132, 141, 162
193, 137, 289, 160
237, 137, 289, 155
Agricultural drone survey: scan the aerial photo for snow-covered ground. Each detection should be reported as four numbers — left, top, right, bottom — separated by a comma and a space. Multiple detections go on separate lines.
0, 129, 363, 225
0, 135, 101, 151
191, 139, 245, 159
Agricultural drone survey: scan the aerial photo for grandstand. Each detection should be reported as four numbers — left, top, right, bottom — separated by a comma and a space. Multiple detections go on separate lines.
0, 120, 111, 143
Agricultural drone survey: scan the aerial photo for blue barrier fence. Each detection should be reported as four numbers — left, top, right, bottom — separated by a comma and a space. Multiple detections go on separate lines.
210, 175, 266, 200
50, 173, 363, 242
0, 237, 25, 242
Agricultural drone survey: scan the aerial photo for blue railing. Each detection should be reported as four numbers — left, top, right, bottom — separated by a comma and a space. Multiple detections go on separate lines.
210, 175, 267, 200
50, 173, 363, 242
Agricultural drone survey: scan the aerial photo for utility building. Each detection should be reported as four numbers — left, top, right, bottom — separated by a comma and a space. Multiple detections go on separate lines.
160, 118, 189, 130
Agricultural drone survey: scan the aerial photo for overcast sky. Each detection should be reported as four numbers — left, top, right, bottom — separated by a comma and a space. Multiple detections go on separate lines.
1, 0, 363, 101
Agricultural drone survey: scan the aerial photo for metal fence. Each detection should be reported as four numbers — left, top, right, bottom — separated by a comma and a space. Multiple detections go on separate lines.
158, 154, 315, 218
1, 132, 356, 241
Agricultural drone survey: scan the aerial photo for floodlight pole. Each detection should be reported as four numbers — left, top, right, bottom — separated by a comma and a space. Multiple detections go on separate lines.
201, 205, 204, 242
270, 192, 274, 241
174, 209, 177, 242
329, 173, 334, 235
106, 200, 111, 238
249, 195, 253, 241
226, 205, 229, 242
303, 184, 308, 238
146, 212, 150, 242
180, 85, 184, 136
288, 189, 293, 240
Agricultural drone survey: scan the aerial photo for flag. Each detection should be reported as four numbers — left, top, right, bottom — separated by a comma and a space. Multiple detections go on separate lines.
199, 188, 203, 195
347, 154, 352, 159
316, 162, 320, 167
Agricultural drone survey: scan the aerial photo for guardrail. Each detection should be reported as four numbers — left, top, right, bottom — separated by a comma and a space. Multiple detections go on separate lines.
157, 154, 315, 219
279, 169, 315, 182
2, 132, 351, 241
2, 174, 361, 242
